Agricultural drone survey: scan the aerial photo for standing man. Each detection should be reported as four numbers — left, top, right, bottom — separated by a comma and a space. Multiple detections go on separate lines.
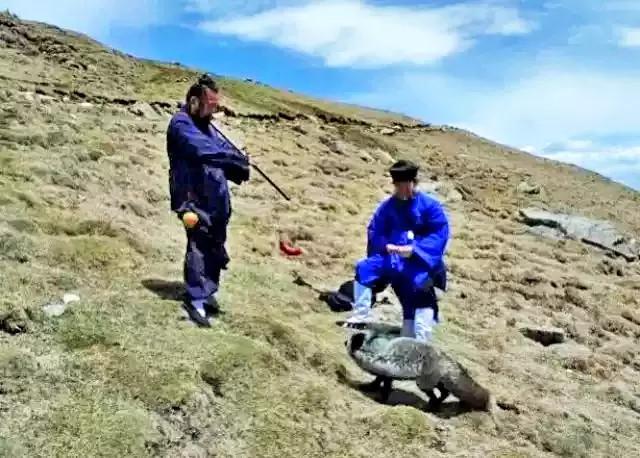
344, 160, 450, 342
166, 74, 250, 327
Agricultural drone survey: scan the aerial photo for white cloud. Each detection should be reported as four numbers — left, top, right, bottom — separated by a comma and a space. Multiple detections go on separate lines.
534, 141, 640, 188
0, 0, 174, 37
185, 0, 299, 16
199, 0, 535, 68
618, 27, 640, 48
454, 69, 640, 148
349, 67, 640, 189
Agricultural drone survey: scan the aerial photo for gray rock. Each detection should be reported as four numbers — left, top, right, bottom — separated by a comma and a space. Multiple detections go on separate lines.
520, 208, 638, 261
129, 102, 160, 119
42, 293, 79, 317
517, 181, 541, 195
379, 127, 396, 136
519, 324, 566, 346
421, 182, 463, 203
42, 303, 67, 318
320, 138, 349, 155
549, 342, 592, 360
63, 293, 80, 304
527, 225, 565, 240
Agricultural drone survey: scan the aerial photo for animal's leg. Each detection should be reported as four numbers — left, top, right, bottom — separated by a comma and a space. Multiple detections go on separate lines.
417, 367, 444, 411
359, 375, 385, 393
425, 382, 450, 411
379, 377, 393, 402
435, 382, 450, 404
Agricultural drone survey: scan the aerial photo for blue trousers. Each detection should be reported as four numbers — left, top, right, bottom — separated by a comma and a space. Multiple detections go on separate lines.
355, 254, 439, 321
183, 225, 229, 307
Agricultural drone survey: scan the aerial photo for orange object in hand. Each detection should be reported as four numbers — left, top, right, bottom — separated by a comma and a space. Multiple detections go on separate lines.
182, 211, 199, 229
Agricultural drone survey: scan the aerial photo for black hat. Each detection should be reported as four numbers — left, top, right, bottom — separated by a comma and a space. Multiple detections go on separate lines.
389, 159, 419, 182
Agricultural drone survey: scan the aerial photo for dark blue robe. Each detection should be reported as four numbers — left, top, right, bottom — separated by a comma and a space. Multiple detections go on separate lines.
166, 107, 250, 307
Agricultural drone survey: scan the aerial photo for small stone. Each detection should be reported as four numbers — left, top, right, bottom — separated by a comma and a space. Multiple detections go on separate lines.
43, 303, 67, 318
292, 124, 308, 135
63, 293, 80, 304
519, 324, 566, 346
380, 127, 396, 135
129, 102, 160, 119
517, 182, 541, 195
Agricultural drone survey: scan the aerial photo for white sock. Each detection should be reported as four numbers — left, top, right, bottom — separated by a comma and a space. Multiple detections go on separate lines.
192, 300, 207, 317
402, 320, 415, 338
346, 281, 372, 322
414, 308, 436, 342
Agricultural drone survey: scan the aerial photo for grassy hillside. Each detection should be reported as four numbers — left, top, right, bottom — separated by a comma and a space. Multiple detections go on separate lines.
1, 11, 639, 458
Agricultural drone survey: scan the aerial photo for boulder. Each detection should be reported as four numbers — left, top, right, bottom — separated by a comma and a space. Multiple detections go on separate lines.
520, 208, 638, 261
517, 182, 541, 195
519, 324, 566, 346
319, 136, 349, 155
129, 102, 160, 119
421, 181, 463, 204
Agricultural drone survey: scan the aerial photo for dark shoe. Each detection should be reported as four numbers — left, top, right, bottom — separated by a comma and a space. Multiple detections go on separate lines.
204, 295, 222, 316
182, 302, 211, 327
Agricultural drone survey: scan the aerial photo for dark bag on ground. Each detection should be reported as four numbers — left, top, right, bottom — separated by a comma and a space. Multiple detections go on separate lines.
319, 280, 383, 312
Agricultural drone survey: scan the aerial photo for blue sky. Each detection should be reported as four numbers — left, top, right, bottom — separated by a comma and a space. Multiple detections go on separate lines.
2, 0, 639, 190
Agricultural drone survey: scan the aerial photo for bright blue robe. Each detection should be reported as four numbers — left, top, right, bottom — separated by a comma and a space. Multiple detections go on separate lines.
355, 191, 449, 319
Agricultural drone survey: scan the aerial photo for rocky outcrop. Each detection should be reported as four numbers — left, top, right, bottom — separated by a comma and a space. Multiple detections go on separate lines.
421, 181, 464, 204
520, 324, 566, 346
520, 208, 639, 261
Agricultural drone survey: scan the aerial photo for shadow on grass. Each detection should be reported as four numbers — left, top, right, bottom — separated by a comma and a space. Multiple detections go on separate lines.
141, 279, 184, 302
336, 369, 473, 419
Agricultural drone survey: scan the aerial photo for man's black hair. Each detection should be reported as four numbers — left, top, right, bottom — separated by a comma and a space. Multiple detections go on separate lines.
389, 159, 419, 183
185, 73, 218, 102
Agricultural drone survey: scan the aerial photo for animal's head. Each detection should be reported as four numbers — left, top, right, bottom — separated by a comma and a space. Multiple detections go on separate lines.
344, 331, 368, 356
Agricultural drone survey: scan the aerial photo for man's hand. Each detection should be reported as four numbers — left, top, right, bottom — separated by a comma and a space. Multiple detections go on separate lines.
386, 244, 413, 258
396, 245, 413, 258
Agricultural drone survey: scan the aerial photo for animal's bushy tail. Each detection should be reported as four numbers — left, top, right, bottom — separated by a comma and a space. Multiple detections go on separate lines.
448, 364, 492, 411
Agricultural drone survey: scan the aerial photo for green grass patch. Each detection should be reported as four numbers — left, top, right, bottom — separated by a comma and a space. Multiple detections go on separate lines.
35, 392, 157, 458
37, 216, 120, 237
46, 235, 139, 272
361, 406, 435, 443
0, 231, 34, 263
55, 307, 120, 351
537, 418, 596, 458
200, 334, 288, 400
226, 314, 306, 362
13, 190, 40, 208
0, 436, 27, 458
95, 348, 199, 408
0, 347, 37, 395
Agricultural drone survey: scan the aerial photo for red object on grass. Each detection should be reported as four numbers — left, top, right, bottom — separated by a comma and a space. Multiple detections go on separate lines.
280, 240, 303, 256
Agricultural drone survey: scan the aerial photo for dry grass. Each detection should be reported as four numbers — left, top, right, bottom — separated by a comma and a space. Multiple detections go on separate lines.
0, 11, 639, 458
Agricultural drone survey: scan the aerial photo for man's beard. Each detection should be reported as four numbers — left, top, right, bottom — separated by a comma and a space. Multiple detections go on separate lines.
193, 111, 213, 125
